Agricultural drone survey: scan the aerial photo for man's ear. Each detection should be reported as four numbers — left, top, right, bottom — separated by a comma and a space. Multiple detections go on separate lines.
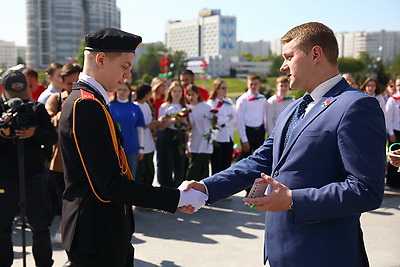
311, 46, 323, 64
95, 52, 106, 69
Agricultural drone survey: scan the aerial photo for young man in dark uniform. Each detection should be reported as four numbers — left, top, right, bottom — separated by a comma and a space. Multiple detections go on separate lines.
58, 28, 207, 267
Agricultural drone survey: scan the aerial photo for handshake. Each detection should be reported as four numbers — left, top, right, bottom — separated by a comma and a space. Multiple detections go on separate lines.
177, 180, 208, 213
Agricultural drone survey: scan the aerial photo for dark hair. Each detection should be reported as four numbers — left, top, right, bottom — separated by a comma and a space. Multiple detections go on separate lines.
186, 84, 203, 102
281, 22, 338, 65
61, 63, 82, 80
136, 83, 152, 100
46, 62, 63, 76
22, 68, 38, 80
180, 69, 194, 77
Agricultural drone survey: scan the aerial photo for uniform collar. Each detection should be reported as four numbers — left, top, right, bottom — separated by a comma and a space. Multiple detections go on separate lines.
78, 72, 110, 104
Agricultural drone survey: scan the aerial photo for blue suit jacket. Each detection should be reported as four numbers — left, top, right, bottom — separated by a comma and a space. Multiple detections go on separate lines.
203, 79, 386, 267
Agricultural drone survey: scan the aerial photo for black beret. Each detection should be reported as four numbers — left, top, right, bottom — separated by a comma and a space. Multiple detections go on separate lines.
84, 28, 142, 53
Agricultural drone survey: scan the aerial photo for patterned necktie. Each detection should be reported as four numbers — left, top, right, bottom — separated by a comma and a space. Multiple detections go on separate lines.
283, 94, 313, 149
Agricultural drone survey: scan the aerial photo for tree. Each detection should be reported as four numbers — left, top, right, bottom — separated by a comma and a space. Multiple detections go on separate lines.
170, 50, 187, 79
240, 53, 253, 61
136, 44, 167, 78
338, 57, 364, 74
386, 53, 400, 79
268, 55, 284, 77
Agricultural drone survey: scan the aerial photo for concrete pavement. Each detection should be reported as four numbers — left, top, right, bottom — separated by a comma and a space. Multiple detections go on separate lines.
11, 187, 400, 267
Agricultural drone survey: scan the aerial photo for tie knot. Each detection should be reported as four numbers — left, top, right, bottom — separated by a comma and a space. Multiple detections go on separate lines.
303, 94, 313, 105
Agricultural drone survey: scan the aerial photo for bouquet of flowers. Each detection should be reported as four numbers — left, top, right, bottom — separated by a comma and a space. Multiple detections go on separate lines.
204, 109, 219, 143
169, 107, 189, 129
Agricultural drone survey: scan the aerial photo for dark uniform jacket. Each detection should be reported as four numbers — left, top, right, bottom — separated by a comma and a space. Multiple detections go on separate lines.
59, 82, 180, 252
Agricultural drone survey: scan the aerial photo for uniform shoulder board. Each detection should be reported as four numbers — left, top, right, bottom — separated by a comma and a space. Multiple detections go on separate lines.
80, 89, 95, 100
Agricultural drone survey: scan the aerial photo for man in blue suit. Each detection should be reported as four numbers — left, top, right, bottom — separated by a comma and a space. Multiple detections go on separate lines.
180, 22, 386, 266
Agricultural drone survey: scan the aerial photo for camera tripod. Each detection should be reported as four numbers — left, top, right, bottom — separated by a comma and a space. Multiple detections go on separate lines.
17, 137, 28, 267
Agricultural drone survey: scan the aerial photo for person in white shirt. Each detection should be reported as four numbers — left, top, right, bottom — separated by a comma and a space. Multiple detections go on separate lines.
207, 79, 236, 174
385, 77, 400, 188
134, 83, 158, 186
360, 77, 386, 112
185, 84, 213, 180
38, 62, 63, 104
266, 76, 294, 134
236, 73, 267, 159
157, 81, 188, 187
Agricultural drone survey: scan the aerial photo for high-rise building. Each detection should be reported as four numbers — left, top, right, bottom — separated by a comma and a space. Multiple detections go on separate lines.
336, 30, 400, 64
165, 9, 237, 77
237, 41, 270, 58
0, 41, 17, 68
26, 0, 120, 70
270, 30, 400, 64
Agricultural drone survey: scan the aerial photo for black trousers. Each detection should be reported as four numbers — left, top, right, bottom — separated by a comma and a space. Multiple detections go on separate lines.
387, 130, 400, 187
242, 125, 266, 158
0, 177, 53, 267
186, 153, 211, 181
211, 141, 233, 175
67, 244, 134, 267
136, 152, 155, 186
157, 129, 186, 188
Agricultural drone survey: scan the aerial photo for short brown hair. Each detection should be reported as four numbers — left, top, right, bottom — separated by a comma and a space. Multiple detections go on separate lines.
61, 63, 82, 80
46, 62, 63, 76
22, 68, 39, 80
247, 73, 261, 81
276, 76, 289, 84
281, 22, 338, 65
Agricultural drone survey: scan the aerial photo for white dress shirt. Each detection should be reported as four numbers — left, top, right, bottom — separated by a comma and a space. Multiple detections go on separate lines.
305, 74, 343, 116
235, 90, 267, 143
266, 93, 294, 134
207, 97, 236, 143
187, 102, 213, 154
78, 72, 110, 104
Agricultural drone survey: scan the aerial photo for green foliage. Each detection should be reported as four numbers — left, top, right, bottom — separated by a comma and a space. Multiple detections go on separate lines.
136, 44, 187, 81
240, 53, 253, 61
142, 73, 153, 84
170, 50, 187, 79
386, 54, 400, 79
269, 55, 284, 77
136, 44, 167, 79
76, 39, 85, 67
338, 57, 364, 74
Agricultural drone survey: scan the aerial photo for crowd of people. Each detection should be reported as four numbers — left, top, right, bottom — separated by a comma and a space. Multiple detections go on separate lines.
0, 22, 399, 267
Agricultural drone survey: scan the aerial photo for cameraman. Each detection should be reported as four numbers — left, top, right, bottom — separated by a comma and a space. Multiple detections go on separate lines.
0, 70, 56, 267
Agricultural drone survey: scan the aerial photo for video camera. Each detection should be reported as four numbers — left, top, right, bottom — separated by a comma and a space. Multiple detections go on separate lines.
0, 97, 37, 130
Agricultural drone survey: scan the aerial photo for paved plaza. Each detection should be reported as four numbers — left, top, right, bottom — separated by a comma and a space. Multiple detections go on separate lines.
10, 186, 400, 267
